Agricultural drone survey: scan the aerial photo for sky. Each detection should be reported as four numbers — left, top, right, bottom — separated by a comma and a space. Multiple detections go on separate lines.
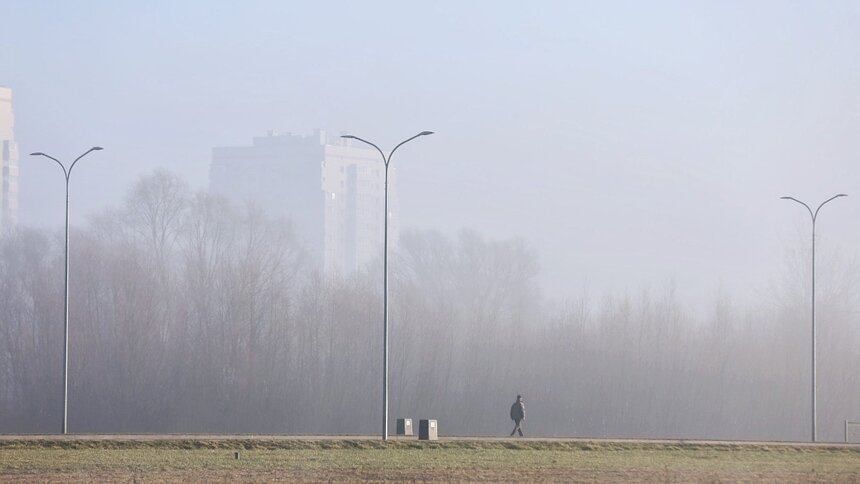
2, 0, 859, 308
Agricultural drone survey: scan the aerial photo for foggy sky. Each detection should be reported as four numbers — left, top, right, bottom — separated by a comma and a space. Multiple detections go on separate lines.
2, 0, 859, 307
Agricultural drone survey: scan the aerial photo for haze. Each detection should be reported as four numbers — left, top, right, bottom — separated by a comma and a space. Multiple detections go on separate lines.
1, 1, 860, 440
3, 1, 860, 303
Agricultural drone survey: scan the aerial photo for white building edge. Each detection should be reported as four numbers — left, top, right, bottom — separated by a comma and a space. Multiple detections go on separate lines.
0, 86, 19, 232
210, 129, 398, 276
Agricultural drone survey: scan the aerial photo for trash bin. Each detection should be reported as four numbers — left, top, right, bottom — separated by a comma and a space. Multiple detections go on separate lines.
418, 419, 438, 441
396, 418, 413, 436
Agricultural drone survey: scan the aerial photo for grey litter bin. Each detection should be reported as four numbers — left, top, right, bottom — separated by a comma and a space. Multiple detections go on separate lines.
396, 418, 413, 436
418, 419, 438, 441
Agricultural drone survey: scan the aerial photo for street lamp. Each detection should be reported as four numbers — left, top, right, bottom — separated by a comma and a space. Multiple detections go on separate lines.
30, 146, 103, 434
780, 193, 847, 442
340, 131, 433, 440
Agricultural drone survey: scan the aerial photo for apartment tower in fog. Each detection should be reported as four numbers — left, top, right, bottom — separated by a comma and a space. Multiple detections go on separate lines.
210, 130, 398, 275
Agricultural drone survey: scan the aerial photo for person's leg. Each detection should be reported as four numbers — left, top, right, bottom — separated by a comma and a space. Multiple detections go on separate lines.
511, 420, 522, 437
517, 420, 524, 437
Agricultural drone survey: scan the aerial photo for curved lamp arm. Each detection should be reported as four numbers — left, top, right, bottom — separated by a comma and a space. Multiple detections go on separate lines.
389, 131, 434, 166
69, 147, 103, 177
814, 194, 847, 221
781, 196, 815, 221
30, 151, 68, 179
341, 135, 387, 164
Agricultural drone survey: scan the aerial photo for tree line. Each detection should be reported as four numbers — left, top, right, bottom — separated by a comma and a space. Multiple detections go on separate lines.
1, 170, 859, 440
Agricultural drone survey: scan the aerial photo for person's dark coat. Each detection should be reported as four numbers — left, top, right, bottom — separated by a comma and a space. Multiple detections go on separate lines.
510, 399, 525, 421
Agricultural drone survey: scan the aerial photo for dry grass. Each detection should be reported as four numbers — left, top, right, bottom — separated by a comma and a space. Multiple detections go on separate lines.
2, 439, 860, 482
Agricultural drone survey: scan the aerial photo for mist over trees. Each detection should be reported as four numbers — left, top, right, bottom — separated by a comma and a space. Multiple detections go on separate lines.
1, 170, 859, 441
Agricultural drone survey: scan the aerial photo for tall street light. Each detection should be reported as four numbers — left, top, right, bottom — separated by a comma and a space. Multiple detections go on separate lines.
30, 147, 103, 434
780, 193, 847, 442
340, 131, 433, 440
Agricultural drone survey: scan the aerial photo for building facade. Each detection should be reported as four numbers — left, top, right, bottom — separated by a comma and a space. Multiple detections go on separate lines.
0, 87, 19, 232
210, 129, 398, 275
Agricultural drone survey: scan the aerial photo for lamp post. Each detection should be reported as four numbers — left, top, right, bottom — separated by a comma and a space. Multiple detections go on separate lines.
30, 147, 103, 434
340, 131, 433, 440
780, 193, 847, 442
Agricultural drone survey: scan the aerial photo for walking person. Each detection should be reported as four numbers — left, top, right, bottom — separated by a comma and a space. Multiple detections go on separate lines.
509, 394, 525, 437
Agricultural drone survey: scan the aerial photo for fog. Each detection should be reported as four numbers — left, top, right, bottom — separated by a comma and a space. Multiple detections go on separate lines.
2, 1, 860, 439
2, 172, 859, 440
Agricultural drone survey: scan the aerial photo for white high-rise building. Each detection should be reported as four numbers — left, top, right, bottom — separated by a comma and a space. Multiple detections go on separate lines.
210, 129, 398, 275
0, 87, 19, 232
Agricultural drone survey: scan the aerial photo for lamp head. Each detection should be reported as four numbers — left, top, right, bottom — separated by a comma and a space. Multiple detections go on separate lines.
92, 146, 104, 151
836, 193, 848, 198
419, 131, 434, 136
30, 152, 45, 157
340, 135, 357, 140
779, 196, 792, 200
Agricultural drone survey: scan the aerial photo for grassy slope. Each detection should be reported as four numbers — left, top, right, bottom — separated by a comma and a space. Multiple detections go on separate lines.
2, 439, 860, 482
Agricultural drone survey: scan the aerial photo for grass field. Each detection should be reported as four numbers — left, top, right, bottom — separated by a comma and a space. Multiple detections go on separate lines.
2, 438, 860, 482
